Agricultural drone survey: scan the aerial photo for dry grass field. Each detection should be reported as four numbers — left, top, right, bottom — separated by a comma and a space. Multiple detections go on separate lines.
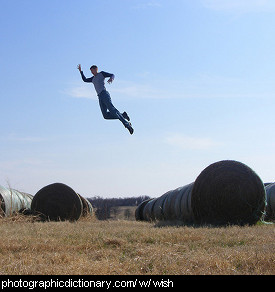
0, 213, 274, 275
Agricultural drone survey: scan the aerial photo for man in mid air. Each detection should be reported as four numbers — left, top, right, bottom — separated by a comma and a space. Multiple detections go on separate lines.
77, 64, 134, 134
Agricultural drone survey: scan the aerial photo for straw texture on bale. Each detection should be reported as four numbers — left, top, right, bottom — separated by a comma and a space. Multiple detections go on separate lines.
135, 160, 266, 226
264, 183, 275, 221
31, 183, 83, 221
191, 160, 266, 225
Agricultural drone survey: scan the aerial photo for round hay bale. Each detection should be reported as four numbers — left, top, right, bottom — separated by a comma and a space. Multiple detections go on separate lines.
264, 182, 274, 187
135, 198, 152, 221
153, 183, 194, 223
143, 198, 157, 221
191, 160, 266, 226
176, 183, 194, 223
264, 183, 275, 221
162, 189, 181, 221
152, 191, 170, 221
31, 183, 83, 221
78, 194, 93, 217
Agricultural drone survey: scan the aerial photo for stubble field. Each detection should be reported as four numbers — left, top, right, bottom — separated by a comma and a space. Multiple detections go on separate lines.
0, 212, 274, 275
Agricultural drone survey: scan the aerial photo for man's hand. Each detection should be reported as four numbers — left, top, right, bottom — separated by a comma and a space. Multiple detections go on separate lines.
107, 77, 114, 84
77, 64, 82, 72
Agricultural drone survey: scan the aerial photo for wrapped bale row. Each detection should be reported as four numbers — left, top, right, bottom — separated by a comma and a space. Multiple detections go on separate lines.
0, 185, 33, 216
264, 183, 275, 221
136, 160, 267, 226
31, 183, 93, 221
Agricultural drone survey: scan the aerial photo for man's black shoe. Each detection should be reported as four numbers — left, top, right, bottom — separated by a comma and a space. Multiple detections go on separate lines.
126, 123, 134, 135
122, 112, 130, 121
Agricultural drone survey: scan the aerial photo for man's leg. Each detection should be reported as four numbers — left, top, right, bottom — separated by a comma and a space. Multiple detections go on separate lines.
99, 97, 114, 120
99, 91, 130, 127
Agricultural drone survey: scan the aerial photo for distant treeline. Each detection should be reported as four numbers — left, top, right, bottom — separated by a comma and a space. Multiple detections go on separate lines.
87, 195, 151, 220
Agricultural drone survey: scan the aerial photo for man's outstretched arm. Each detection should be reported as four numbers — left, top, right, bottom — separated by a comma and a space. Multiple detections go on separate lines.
77, 64, 93, 82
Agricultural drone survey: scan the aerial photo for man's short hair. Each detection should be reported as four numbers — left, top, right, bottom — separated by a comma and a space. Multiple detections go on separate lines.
90, 65, 98, 70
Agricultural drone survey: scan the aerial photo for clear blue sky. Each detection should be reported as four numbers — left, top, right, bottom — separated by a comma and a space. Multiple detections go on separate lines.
1, 0, 275, 198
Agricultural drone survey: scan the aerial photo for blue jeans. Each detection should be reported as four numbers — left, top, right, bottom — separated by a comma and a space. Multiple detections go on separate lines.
98, 90, 129, 127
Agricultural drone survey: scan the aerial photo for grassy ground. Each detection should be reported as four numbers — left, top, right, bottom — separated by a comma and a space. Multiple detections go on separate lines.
0, 212, 274, 275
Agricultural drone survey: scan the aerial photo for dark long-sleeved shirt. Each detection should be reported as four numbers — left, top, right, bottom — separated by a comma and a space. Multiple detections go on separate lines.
80, 71, 115, 95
